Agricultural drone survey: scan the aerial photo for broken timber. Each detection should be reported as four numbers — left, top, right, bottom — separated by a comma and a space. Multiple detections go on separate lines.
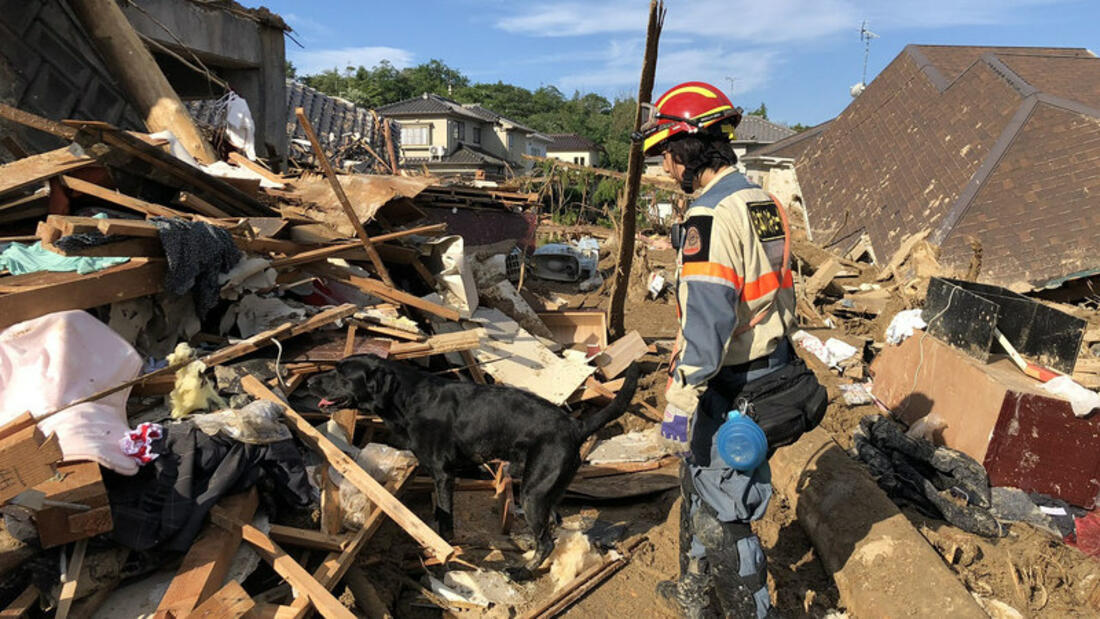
155, 489, 259, 618
241, 376, 455, 563
294, 108, 395, 287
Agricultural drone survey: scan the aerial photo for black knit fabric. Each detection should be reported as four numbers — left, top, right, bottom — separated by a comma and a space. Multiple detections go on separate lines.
152, 217, 240, 317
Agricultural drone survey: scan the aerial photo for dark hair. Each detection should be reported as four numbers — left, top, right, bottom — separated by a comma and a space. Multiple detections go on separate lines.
665, 131, 738, 172
664, 129, 738, 192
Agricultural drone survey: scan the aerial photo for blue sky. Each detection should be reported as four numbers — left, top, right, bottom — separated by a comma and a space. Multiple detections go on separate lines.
255, 0, 1098, 126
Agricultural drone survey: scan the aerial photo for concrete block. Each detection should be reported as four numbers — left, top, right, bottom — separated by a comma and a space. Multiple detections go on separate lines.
871, 332, 1100, 507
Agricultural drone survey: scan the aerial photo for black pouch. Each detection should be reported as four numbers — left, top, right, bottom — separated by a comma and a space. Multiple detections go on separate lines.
732, 358, 828, 449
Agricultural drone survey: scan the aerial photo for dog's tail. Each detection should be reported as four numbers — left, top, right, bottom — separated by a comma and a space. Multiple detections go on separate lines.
577, 363, 642, 438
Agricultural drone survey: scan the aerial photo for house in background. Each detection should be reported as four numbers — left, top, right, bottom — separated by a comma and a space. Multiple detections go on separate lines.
787, 44, 1100, 290
546, 133, 601, 167
377, 93, 552, 179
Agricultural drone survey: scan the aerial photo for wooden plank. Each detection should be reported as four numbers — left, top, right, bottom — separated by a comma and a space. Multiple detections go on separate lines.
0, 584, 38, 618
0, 258, 165, 331
461, 350, 488, 384
0, 147, 93, 198
190, 581, 254, 619
568, 377, 626, 404
389, 329, 484, 360
269, 525, 347, 552
268, 224, 447, 269
0, 103, 77, 140
803, 257, 842, 299
55, 538, 88, 619
154, 489, 258, 618
294, 108, 394, 287
210, 511, 355, 619
309, 263, 460, 321
68, 0, 217, 164
0, 414, 63, 503
175, 192, 232, 218
65, 120, 266, 217
60, 175, 184, 218
97, 219, 160, 238
228, 152, 287, 185
538, 310, 608, 349
240, 376, 454, 562
285, 466, 415, 619
596, 331, 647, 379
31, 461, 112, 548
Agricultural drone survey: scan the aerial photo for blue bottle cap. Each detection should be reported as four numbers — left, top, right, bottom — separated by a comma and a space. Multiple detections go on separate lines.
715, 410, 768, 472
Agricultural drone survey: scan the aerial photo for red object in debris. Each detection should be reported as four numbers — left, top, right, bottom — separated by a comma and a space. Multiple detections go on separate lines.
1070, 511, 1100, 558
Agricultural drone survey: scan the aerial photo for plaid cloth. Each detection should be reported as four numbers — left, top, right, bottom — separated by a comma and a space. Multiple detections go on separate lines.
103, 420, 312, 552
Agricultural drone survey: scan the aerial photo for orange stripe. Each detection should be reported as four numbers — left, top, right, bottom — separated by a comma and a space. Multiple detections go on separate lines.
680, 262, 743, 287
742, 269, 794, 301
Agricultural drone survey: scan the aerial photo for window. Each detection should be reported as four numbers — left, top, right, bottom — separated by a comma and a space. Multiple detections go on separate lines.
453, 121, 465, 142
574, 156, 586, 165
473, 126, 481, 144
401, 125, 430, 145
508, 133, 516, 150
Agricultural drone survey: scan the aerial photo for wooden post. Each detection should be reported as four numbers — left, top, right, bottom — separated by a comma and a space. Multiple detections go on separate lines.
68, 0, 218, 165
293, 108, 395, 287
608, 1, 665, 338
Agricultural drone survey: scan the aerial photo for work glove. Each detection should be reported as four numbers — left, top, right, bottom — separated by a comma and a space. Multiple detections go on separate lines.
660, 402, 691, 455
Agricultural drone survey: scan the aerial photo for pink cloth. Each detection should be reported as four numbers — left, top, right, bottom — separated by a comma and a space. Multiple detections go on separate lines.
0, 310, 143, 474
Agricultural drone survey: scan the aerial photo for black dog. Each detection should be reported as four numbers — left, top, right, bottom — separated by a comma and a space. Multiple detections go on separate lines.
307, 354, 640, 579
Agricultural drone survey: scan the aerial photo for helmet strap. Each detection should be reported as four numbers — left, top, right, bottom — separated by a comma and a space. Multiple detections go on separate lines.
680, 163, 700, 194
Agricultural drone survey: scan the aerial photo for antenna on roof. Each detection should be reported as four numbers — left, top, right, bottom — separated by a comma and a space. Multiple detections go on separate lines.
724, 76, 737, 95
851, 20, 879, 98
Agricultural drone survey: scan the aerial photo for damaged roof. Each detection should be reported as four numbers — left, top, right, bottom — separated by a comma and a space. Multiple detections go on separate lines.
547, 133, 600, 152
792, 44, 1100, 289
735, 115, 797, 143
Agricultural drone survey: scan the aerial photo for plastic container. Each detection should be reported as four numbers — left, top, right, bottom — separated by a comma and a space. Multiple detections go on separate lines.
715, 410, 768, 472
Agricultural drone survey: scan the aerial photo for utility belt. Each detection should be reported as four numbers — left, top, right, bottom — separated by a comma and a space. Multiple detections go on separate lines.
706, 340, 827, 451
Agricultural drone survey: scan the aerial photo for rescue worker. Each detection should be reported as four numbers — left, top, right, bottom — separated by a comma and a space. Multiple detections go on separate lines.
633, 82, 811, 618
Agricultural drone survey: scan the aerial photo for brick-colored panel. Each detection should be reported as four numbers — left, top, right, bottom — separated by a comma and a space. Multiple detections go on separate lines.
1002, 54, 1100, 110
943, 103, 1100, 287
799, 52, 1020, 259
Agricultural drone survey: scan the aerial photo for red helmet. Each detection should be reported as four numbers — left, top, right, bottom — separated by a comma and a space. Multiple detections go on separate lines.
636, 81, 742, 156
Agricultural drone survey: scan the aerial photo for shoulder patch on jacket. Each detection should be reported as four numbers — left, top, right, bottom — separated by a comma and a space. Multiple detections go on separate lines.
681, 215, 712, 262
747, 200, 784, 242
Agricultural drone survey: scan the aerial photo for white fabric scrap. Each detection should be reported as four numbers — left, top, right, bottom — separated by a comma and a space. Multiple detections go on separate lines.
224, 92, 257, 160
790, 330, 858, 369
886, 309, 927, 345
1041, 376, 1100, 417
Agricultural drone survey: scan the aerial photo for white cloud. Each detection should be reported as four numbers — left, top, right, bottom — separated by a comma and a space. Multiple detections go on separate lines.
291, 46, 415, 75
282, 12, 333, 39
558, 38, 776, 99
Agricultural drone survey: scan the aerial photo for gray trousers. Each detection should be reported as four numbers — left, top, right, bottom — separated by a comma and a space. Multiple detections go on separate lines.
681, 345, 790, 618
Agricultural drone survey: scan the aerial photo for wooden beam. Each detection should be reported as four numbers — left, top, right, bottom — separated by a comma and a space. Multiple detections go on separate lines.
519, 538, 644, 619
68, 0, 217, 164
309, 263, 460, 322
285, 466, 415, 619
211, 512, 355, 619
154, 490, 258, 618
389, 329, 484, 360
521, 153, 684, 194
268, 224, 447, 269
268, 525, 348, 552
0, 584, 38, 618
189, 581, 254, 619
240, 376, 454, 563
0, 258, 164, 332
55, 538, 88, 619
293, 108, 394, 286
0, 147, 93, 198
596, 331, 647, 379
0, 103, 76, 140
228, 152, 286, 185
175, 192, 232, 218
60, 175, 185, 218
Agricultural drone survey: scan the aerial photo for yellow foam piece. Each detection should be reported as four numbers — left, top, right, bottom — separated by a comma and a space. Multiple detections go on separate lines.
167, 342, 226, 418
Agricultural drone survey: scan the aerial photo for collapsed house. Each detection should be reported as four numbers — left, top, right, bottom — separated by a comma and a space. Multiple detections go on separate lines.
780, 45, 1100, 290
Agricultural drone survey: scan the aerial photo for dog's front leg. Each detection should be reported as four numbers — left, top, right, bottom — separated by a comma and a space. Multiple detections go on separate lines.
432, 471, 456, 541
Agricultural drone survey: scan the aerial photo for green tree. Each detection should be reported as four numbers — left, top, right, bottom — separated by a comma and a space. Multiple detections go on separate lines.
748, 102, 768, 119
285, 60, 297, 79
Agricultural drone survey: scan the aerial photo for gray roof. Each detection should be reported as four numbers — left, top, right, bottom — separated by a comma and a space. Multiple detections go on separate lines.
442, 144, 507, 166
547, 133, 599, 151
735, 115, 797, 143
377, 93, 486, 122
